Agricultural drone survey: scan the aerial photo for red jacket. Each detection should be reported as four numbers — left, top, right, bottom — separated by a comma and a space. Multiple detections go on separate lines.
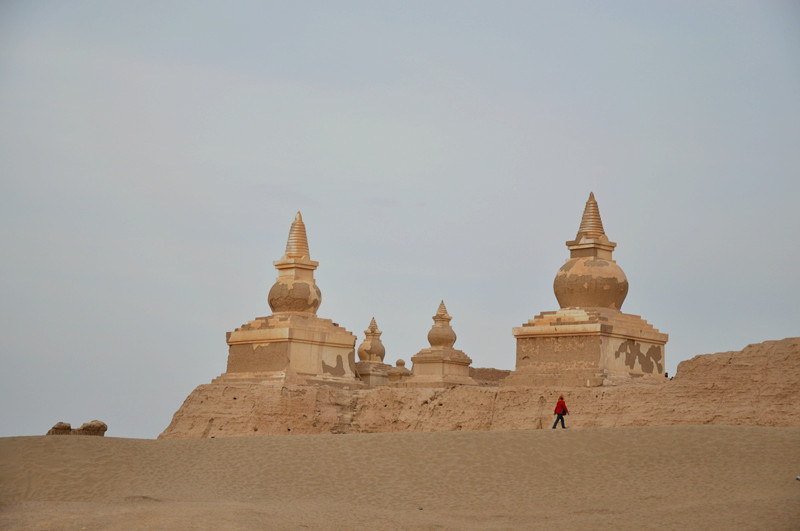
554, 399, 568, 415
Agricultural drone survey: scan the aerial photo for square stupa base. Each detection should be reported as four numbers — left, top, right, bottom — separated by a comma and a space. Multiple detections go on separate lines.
215, 312, 364, 388
398, 347, 478, 388
505, 307, 668, 388
355, 361, 392, 387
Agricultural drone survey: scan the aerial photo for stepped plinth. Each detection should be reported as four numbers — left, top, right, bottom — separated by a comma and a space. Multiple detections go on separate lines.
506, 193, 668, 387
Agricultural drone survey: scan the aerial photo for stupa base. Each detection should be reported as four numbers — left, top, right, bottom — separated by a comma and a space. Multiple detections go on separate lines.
221, 312, 363, 387
355, 361, 392, 387
505, 307, 668, 387
403, 347, 478, 388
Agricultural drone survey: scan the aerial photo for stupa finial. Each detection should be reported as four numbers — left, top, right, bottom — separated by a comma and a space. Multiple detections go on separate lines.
435, 300, 451, 320
284, 211, 310, 259
576, 192, 605, 240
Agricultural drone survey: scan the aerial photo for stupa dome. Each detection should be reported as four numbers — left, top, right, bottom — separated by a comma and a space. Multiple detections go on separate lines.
554, 258, 628, 309
268, 281, 322, 313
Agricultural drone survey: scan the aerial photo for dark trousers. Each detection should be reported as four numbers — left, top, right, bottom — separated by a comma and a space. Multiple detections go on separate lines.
552, 414, 566, 429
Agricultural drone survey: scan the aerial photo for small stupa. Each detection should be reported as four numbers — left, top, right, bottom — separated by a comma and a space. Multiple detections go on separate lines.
404, 301, 477, 387
506, 193, 668, 387
355, 318, 392, 387
216, 212, 361, 387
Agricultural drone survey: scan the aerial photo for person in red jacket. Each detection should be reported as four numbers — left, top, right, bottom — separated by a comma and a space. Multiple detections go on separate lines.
552, 394, 569, 429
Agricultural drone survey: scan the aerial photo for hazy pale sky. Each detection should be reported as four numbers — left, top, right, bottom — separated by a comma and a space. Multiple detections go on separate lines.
1, 1, 798, 438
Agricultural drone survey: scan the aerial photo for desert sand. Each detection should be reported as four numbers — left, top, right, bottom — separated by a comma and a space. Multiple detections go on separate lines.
2, 426, 799, 530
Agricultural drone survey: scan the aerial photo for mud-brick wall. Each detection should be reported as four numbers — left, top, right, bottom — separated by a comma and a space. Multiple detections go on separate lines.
515, 335, 602, 372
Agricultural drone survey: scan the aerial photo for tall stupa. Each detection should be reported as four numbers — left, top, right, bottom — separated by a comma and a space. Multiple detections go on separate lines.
215, 212, 362, 387
506, 193, 668, 387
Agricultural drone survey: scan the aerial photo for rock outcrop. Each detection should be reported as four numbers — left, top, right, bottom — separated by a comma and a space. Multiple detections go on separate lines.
47, 420, 107, 436
160, 338, 800, 438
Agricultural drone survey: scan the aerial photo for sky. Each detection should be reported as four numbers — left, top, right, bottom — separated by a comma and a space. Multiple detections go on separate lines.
1, 1, 798, 439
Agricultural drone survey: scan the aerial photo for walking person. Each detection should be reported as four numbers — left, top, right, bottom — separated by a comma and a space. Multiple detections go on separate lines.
552, 394, 568, 429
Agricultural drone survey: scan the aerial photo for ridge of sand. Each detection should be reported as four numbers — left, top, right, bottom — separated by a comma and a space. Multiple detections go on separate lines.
2, 426, 799, 529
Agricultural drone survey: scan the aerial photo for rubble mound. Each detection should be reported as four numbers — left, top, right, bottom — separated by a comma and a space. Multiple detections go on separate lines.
47, 420, 107, 436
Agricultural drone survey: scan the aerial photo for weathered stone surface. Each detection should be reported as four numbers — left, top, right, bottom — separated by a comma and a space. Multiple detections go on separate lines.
47, 420, 107, 436
223, 313, 358, 383
159, 338, 800, 438
469, 367, 512, 386
75, 420, 108, 436
267, 280, 322, 313
387, 359, 412, 384
554, 257, 628, 309
160, 383, 357, 437
351, 386, 497, 433
355, 361, 391, 387
509, 307, 667, 385
46, 422, 72, 435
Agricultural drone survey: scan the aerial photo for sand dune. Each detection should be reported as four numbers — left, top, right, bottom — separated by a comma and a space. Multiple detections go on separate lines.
2, 426, 799, 529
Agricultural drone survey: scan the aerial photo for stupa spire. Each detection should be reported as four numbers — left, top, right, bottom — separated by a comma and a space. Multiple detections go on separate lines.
575, 192, 605, 240
268, 212, 321, 314
435, 300, 451, 320
284, 211, 310, 259
556, 193, 628, 310
565, 192, 616, 260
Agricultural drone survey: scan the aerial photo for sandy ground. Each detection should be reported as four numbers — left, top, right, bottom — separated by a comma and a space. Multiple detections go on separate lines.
1, 426, 799, 530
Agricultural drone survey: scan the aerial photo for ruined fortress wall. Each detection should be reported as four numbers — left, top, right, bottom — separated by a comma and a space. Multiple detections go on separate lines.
160, 338, 800, 438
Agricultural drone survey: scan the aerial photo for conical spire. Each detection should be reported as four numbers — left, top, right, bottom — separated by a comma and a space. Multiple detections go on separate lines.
435, 300, 451, 320
285, 211, 310, 259
367, 317, 379, 333
575, 192, 605, 240
269, 211, 320, 314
